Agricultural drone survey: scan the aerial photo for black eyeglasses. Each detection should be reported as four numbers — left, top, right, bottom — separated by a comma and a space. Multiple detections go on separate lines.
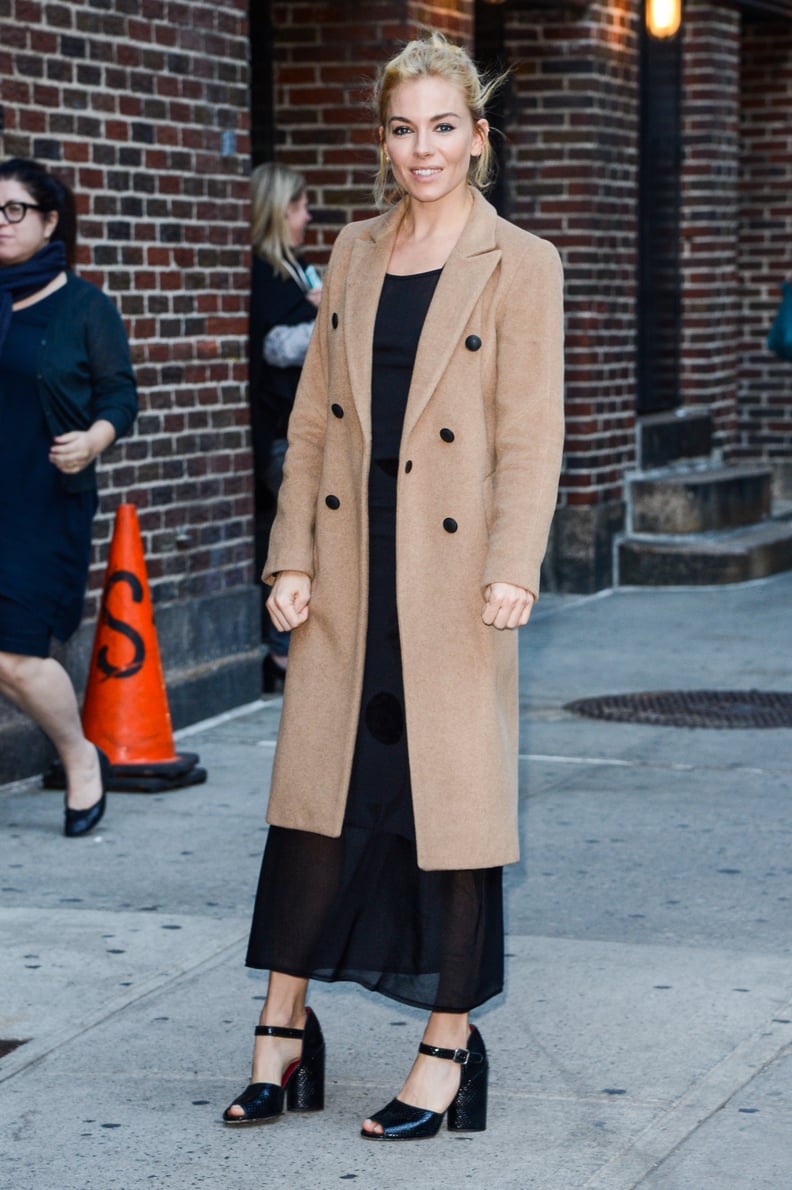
0, 201, 43, 224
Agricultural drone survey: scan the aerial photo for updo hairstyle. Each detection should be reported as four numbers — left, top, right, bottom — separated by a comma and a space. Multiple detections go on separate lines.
373, 32, 507, 207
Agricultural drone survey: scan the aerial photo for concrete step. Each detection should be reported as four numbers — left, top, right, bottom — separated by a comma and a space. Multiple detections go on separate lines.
629, 464, 772, 534
637, 406, 713, 469
617, 516, 792, 585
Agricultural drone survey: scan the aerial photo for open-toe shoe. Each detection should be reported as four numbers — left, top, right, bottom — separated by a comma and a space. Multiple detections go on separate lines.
223, 1007, 325, 1126
361, 1024, 487, 1141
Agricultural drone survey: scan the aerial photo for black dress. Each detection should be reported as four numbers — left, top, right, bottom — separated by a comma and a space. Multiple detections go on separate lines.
246, 271, 504, 1013
0, 290, 97, 657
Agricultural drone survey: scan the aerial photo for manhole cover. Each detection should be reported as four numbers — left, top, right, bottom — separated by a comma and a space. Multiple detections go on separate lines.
565, 690, 792, 729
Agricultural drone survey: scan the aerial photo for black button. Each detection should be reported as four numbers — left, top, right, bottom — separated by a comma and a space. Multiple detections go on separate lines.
331, 403, 344, 418
439, 428, 455, 443
442, 517, 458, 534
465, 334, 481, 352
404, 460, 413, 473
331, 312, 339, 329
325, 495, 340, 509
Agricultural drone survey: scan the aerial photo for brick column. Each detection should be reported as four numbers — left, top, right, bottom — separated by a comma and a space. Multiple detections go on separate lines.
679, 1, 741, 452
738, 17, 792, 496
503, 0, 640, 591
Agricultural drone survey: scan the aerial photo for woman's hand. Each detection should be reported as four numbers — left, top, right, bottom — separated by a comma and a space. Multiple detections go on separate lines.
49, 420, 116, 475
482, 582, 535, 630
306, 286, 323, 309
266, 570, 312, 632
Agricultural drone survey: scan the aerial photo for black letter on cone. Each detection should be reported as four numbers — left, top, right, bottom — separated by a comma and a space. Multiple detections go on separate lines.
97, 570, 147, 680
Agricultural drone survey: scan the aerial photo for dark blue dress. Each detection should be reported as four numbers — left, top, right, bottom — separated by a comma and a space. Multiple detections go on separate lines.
245, 271, 504, 1013
0, 290, 97, 656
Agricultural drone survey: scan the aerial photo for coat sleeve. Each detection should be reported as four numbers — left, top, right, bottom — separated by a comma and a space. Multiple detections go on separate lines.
261, 236, 345, 583
263, 321, 315, 368
482, 237, 565, 599
84, 289, 138, 439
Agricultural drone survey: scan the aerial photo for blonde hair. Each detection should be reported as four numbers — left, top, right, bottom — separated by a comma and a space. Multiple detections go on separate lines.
373, 32, 506, 207
251, 162, 306, 279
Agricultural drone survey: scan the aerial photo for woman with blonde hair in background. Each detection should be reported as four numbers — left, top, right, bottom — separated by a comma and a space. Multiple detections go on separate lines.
226, 33, 564, 1140
248, 162, 322, 691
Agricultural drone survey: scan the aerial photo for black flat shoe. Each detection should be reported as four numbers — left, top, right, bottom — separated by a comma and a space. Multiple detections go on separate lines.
223, 1007, 325, 1127
262, 653, 287, 694
361, 1025, 488, 1141
64, 746, 110, 838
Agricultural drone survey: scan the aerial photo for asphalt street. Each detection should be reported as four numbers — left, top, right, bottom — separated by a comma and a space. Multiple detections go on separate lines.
1, 573, 791, 1189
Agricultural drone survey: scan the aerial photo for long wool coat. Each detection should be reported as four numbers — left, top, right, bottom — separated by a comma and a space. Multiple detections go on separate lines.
263, 189, 565, 871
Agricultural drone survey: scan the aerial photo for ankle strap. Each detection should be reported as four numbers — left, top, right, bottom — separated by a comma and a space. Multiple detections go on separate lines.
418, 1042, 483, 1067
255, 1024, 304, 1039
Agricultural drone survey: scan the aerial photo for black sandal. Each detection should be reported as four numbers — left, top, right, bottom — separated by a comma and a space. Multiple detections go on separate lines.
361, 1025, 488, 1140
223, 1007, 325, 1126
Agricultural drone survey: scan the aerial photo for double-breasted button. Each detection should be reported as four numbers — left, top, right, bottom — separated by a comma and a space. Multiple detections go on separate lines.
331, 312, 339, 329
331, 403, 344, 418
404, 460, 413, 473
442, 517, 458, 534
439, 427, 455, 443
465, 334, 481, 352
325, 494, 340, 510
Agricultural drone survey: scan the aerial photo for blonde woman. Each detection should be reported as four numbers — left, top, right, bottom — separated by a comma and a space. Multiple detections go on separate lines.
226, 35, 564, 1139
248, 163, 322, 689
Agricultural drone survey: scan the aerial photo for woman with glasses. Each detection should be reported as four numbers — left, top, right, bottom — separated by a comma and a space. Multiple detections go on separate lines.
248, 163, 322, 692
0, 157, 137, 836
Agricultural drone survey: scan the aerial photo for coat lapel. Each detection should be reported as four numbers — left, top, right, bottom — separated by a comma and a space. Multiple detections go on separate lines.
342, 205, 403, 439
402, 191, 501, 444
341, 192, 501, 443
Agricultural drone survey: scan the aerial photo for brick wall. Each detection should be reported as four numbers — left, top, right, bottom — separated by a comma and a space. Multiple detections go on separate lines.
738, 17, 792, 493
502, 0, 640, 590
0, 0, 259, 777
679, 1, 741, 452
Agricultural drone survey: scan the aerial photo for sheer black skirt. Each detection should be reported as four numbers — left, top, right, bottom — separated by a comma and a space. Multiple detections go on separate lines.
246, 461, 504, 1012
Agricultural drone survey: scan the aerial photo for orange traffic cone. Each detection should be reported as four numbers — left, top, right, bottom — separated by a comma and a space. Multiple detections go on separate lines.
45, 504, 206, 793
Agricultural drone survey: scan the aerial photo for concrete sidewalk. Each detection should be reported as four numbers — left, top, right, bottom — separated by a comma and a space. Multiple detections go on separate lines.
2, 573, 791, 1189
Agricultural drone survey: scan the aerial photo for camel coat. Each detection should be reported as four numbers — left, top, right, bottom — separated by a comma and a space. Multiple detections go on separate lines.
263, 189, 564, 870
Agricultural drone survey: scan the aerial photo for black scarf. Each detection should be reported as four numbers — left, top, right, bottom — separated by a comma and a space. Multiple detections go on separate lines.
0, 240, 68, 356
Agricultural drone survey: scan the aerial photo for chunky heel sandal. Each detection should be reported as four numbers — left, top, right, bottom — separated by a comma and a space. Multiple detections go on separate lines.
223, 1007, 325, 1126
361, 1024, 487, 1141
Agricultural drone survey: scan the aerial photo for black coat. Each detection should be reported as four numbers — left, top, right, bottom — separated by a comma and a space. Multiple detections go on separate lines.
35, 273, 138, 492
248, 255, 317, 453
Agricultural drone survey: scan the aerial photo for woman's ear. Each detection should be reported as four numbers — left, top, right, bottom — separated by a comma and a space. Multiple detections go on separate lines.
43, 209, 59, 241
471, 118, 489, 160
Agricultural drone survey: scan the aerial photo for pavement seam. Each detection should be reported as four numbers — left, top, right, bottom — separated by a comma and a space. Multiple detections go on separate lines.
173, 699, 269, 739
0, 928, 247, 1086
519, 752, 792, 775
581, 1000, 792, 1189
